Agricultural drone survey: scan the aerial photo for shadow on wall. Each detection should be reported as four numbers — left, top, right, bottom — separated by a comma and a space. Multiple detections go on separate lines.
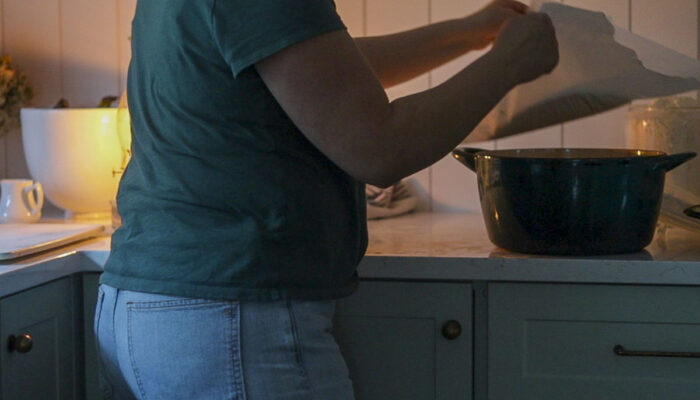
16, 53, 122, 108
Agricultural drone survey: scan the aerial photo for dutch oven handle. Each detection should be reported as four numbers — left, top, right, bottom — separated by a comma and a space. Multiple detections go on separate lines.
685, 205, 700, 220
653, 152, 696, 172
451, 147, 485, 172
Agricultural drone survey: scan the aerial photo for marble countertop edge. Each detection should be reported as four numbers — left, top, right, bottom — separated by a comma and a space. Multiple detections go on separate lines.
0, 212, 698, 297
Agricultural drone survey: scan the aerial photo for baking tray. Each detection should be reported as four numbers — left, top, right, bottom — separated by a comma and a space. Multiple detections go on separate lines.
0, 223, 104, 261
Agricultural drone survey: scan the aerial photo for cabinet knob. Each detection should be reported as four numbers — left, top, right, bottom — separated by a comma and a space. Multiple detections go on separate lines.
441, 320, 462, 340
8, 334, 33, 354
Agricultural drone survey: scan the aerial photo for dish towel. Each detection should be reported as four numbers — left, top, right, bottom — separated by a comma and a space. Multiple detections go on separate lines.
366, 180, 419, 220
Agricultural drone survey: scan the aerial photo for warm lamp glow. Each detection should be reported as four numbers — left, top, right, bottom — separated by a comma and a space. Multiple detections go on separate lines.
115, 90, 132, 174
20, 108, 123, 218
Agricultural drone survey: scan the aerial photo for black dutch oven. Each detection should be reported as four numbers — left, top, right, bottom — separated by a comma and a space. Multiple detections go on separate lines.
452, 148, 696, 255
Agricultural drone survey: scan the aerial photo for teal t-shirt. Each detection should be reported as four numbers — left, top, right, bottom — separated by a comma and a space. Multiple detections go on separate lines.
101, 0, 367, 301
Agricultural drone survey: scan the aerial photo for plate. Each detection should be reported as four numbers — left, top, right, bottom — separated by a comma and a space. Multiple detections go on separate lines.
659, 193, 700, 234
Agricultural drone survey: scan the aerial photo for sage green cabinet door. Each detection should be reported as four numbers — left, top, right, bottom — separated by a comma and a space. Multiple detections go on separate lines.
489, 283, 700, 400
83, 272, 101, 400
0, 277, 75, 400
334, 281, 472, 400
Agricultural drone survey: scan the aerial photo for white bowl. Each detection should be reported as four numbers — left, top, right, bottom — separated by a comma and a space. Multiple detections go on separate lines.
20, 108, 122, 219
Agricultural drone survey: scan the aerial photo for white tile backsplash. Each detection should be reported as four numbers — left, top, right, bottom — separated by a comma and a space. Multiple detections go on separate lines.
631, 0, 699, 102
61, 0, 120, 108
3, 0, 63, 180
366, 0, 429, 36
564, 0, 629, 28
496, 126, 563, 149
563, 107, 630, 148
2, 0, 698, 214
429, 0, 495, 212
118, 0, 138, 93
5, 0, 62, 107
335, 0, 365, 36
429, 49, 491, 212
632, 0, 697, 58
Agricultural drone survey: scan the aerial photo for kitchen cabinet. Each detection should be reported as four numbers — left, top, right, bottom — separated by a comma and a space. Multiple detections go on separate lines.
488, 282, 700, 400
0, 277, 76, 400
1, 212, 698, 400
10, 276, 700, 400
334, 280, 473, 400
82, 272, 102, 400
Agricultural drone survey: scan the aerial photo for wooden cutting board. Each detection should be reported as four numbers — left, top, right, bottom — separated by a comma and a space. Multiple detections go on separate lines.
0, 223, 104, 260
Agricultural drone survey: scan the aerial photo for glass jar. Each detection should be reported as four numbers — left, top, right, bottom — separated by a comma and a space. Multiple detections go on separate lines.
626, 99, 700, 205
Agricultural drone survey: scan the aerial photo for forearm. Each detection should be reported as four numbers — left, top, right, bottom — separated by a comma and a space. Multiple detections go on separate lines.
257, 31, 513, 187
355, 15, 489, 88
368, 50, 511, 184
256, 13, 557, 187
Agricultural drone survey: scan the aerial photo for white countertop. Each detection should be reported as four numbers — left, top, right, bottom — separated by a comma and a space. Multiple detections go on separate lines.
364, 212, 700, 260
0, 212, 699, 297
358, 212, 700, 284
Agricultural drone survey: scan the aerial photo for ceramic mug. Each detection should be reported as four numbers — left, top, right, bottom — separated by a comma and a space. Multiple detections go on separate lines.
0, 179, 44, 223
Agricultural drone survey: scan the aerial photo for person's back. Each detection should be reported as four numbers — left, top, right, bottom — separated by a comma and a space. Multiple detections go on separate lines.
103, 0, 366, 301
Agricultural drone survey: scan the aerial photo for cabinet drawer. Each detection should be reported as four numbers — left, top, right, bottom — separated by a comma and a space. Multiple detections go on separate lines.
489, 283, 700, 400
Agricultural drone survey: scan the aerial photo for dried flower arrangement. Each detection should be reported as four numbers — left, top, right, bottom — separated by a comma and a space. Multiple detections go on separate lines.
0, 55, 33, 138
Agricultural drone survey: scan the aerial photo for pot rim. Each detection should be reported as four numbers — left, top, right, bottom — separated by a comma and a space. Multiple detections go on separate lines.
472, 148, 668, 160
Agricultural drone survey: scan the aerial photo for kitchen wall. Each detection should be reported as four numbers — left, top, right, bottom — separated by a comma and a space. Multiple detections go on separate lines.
0, 0, 697, 212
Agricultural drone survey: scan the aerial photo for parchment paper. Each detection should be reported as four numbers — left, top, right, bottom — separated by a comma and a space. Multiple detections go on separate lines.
465, 2, 700, 142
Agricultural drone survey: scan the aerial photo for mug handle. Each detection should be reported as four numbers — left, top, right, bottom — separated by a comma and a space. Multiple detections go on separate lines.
23, 182, 44, 217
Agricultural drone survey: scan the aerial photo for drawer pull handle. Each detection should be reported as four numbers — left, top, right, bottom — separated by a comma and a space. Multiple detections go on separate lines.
441, 320, 462, 340
613, 344, 700, 358
7, 334, 33, 354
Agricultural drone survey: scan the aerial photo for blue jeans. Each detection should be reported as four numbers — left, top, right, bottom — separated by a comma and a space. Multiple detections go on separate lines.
94, 284, 356, 400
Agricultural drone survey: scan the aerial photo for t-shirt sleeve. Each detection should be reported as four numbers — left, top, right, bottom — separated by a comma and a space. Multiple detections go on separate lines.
211, 0, 346, 77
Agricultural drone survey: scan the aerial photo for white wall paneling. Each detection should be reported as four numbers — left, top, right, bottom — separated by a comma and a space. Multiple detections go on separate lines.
61, 0, 119, 107
632, 0, 698, 102
366, 0, 431, 101
632, 0, 697, 58
4, 0, 62, 180
565, 0, 629, 27
335, 0, 365, 37
5, 0, 62, 107
496, 126, 563, 149
118, 0, 137, 94
562, 106, 629, 148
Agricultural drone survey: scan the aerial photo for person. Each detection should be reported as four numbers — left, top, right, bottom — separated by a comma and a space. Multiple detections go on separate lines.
94, 0, 558, 399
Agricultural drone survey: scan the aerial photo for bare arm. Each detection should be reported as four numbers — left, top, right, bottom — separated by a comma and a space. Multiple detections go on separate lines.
355, 0, 528, 88
256, 13, 558, 187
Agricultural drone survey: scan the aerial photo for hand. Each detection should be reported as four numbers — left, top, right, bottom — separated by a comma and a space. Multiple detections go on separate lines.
490, 12, 559, 87
467, 0, 529, 49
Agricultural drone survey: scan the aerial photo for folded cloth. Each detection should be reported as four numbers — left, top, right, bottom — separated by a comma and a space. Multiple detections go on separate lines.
365, 180, 418, 220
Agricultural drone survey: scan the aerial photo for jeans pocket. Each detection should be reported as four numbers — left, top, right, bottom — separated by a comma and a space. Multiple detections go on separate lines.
126, 299, 245, 400
93, 286, 106, 336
